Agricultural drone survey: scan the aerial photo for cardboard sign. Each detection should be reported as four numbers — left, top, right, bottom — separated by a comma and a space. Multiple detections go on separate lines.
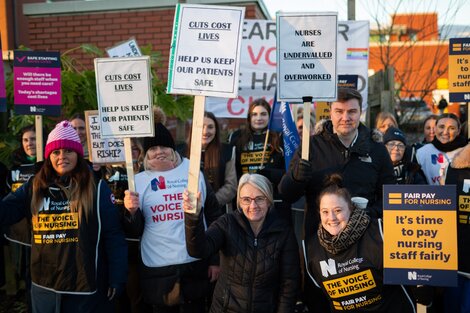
85, 110, 125, 164
14, 50, 61, 115
383, 185, 457, 287
449, 38, 470, 102
338, 74, 358, 90
94, 56, 154, 138
315, 101, 330, 121
167, 4, 245, 98
276, 12, 337, 102
106, 38, 142, 58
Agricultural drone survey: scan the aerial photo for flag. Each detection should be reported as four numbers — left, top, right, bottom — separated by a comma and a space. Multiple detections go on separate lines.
269, 96, 300, 170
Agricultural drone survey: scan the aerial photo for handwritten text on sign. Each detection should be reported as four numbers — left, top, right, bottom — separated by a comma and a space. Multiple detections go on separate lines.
277, 12, 337, 102
95, 56, 154, 138
167, 4, 244, 97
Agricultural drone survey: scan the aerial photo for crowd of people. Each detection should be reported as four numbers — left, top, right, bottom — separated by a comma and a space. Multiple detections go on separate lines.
0, 87, 468, 313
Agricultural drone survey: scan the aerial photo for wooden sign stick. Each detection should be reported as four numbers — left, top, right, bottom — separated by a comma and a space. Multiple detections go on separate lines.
259, 129, 270, 169
187, 95, 205, 213
301, 96, 313, 161
124, 137, 135, 192
35, 115, 44, 162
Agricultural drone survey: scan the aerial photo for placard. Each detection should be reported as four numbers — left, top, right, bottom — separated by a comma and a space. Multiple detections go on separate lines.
106, 37, 142, 58
383, 185, 457, 287
14, 50, 61, 115
167, 4, 245, 97
85, 110, 125, 164
276, 12, 337, 102
94, 56, 154, 138
449, 38, 470, 102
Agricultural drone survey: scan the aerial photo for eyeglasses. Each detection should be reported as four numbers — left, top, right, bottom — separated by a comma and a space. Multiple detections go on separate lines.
240, 196, 267, 206
385, 143, 406, 150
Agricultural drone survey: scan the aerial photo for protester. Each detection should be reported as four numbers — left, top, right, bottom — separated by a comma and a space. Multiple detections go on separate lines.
278, 88, 395, 312
192, 111, 237, 212
70, 113, 89, 159
375, 111, 398, 134
0, 161, 8, 297
183, 173, 300, 313
437, 95, 448, 115
5, 124, 40, 310
101, 138, 144, 313
304, 174, 415, 312
0, 120, 127, 313
422, 115, 438, 144
416, 113, 467, 185
296, 110, 315, 139
123, 123, 222, 313
383, 127, 426, 184
229, 99, 289, 220
444, 142, 470, 313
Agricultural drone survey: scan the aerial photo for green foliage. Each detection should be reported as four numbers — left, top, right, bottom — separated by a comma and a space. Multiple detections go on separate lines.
1, 43, 194, 166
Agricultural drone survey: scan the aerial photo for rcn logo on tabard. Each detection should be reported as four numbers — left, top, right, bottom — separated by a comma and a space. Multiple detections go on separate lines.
431, 154, 444, 165
151, 176, 166, 191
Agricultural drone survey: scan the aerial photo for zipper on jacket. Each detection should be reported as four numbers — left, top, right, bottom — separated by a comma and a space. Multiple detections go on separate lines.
248, 236, 258, 313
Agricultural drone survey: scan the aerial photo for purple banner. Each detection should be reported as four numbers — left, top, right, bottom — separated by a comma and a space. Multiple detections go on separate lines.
14, 50, 61, 115
0, 38, 6, 112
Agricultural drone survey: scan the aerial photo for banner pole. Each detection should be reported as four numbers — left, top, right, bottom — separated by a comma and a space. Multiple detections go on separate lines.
259, 129, 270, 169
187, 95, 205, 213
35, 115, 43, 162
301, 96, 313, 160
124, 137, 135, 192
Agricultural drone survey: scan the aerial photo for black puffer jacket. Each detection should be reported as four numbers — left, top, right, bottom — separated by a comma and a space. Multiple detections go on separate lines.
185, 209, 300, 313
279, 120, 395, 241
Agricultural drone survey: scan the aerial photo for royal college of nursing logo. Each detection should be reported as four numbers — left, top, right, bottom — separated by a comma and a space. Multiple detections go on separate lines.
151, 176, 166, 191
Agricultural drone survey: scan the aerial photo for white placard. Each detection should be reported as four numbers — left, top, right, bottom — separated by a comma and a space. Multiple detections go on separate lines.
85, 110, 125, 164
106, 37, 142, 57
276, 12, 338, 102
167, 4, 245, 98
94, 56, 154, 138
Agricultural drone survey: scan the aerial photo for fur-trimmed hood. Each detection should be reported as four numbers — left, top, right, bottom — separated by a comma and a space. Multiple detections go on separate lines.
313, 119, 383, 143
450, 143, 470, 169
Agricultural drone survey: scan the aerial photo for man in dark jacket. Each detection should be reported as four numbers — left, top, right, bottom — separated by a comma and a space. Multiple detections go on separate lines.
279, 88, 395, 237
278, 88, 396, 311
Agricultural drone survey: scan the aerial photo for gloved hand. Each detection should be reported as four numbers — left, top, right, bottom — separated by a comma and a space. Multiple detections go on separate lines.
107, 284, 124, 301
413, 285, 433, 306
292, 159, 313, 183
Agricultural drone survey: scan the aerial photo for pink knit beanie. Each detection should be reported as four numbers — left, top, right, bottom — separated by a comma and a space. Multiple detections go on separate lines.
45, 120, 84, 159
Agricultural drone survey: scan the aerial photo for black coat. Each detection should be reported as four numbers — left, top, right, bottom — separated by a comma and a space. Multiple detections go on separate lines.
185, 209, 300, 313
279, 120, 396, 241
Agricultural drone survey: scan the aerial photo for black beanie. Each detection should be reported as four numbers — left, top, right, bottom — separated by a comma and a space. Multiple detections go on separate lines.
143, 123, 176, 154
383, 127, 407, 145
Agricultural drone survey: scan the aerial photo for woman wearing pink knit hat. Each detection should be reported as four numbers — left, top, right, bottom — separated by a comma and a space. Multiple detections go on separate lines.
0, 120, 128, 313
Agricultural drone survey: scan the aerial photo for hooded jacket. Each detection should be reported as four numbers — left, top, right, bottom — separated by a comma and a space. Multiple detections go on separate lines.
185, 209, 300, 313
279, 120, 395, 240
445, 143, 470, 276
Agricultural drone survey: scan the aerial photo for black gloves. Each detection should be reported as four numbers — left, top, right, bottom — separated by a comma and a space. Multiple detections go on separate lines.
292, 159, 313, 183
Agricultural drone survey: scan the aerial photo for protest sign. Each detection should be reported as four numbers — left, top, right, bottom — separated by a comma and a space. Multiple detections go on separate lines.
338, 74, 358, 90
106, 37, 142, 57
85, 110, 125, 164
315, 102, 330, 121
448, 38, 470, 102
276, 12, 337, 102
167, 4, 245, 98
206, 20, 369, 118
383, 185, 457, 286
94, 56, 154, 138
14, 50, 61, 115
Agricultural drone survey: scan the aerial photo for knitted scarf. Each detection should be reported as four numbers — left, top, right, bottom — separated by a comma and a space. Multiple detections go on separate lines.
318, 207, 370, 255
432, 135, 467, 152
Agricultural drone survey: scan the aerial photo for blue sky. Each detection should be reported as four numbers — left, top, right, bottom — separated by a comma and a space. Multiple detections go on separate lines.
263, 0, 470, 26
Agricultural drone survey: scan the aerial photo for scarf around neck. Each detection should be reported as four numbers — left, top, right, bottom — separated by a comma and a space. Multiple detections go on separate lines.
432, 135, 467, 152
318, 206, 370, 255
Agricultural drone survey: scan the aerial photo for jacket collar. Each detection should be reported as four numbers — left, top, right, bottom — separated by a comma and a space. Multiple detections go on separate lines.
314, 120, 378, 156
